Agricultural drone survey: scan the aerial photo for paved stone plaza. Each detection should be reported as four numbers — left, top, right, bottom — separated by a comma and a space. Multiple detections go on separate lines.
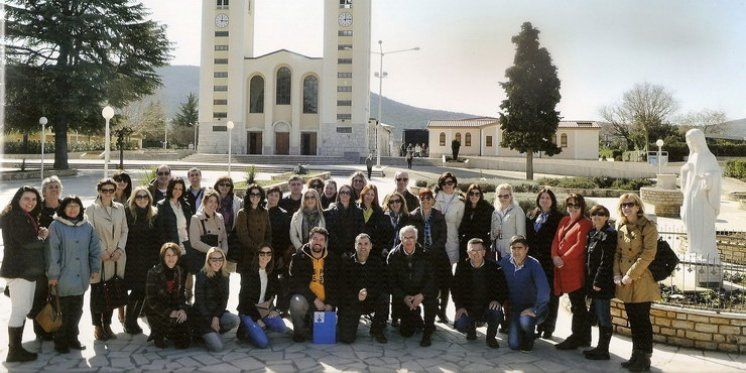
0, 167, 744, 372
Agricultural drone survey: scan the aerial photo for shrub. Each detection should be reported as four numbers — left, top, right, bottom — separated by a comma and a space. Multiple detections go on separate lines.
536, 177, 596, 189
537, 176, 652, 191
725, 160, 746, 181
3, 139, 138, 154
245, 165, 257, 184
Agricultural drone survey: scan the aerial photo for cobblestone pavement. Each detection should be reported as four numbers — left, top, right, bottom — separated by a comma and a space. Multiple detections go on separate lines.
0, 170, 745, 372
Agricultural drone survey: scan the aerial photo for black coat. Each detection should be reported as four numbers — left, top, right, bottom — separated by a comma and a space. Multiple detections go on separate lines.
386, 243, 436, 302
0, 210, 45, 280
526, 210, 564, 274
156, 198, 193, 245
288, 244, 342, 306
339, 253, 388, 310
40, 199, 61, 228
268, 206, 292, 269
191, 270, 230, 335
185, 187, 205, 216
458, 200, 495, 258
401, 190, 420, 213
279, 195, 301, 216
360, 204, 388, 256
585, 224, 617, 299
124, 206, 162, 292
238, 267, 279, 320
144, 264, 189, 333
324, 203, 364, 257
381, 212, 410, 256
452, 259, 508, 312
409, 208, 447, 254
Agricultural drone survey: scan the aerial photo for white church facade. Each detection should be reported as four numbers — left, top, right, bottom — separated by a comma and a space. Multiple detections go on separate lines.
197, 0, 372, 158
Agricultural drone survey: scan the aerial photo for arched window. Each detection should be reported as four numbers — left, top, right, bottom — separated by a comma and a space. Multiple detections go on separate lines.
276, 67, 291, 105
455, 133, 462, 143
439, 132, 446, 146
465, 133, 472, 146
249, 75, 264, 113
303, 75, 318, 114
560, 133, 568, 148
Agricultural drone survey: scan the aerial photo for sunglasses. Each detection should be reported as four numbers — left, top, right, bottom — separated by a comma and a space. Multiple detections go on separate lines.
135, 195, 149, 200
420, 196, 433, 201
396, 178, 409, 182
566, 203, 580, 209
249, 192, 262, 197
338, 190, 351, 196
101, 188, 115, 193
157, 172, 170, 176
444, 180, 456, 186
621, 202, 636, 208
468, 191, 481, 196
219, 183, 232, 187
498, 194, 511, 199
353, 179, 365, 183
591, 212, 608, 217
311, 184, 323, 189
389, 199, 402, 204
208, 257, 224, 262
305, 195, 317, 199
258, 251, 272, 257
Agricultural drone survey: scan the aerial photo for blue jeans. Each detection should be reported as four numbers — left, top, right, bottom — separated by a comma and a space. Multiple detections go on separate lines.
507, 306, 547, 351
454, 309, 502, 336
201, 312, 240, 352
591, 299, 611, 328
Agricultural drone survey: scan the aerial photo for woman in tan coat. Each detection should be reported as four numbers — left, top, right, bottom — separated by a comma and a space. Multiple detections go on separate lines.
236, 184, 272, 274
86, 178, 129, 341
614, 193, 659, 372
188, 189, 229, 273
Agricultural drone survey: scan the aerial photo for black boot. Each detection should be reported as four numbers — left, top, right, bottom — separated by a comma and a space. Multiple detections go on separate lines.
486, 323, 499, 349
420, 331, 432, 347
6, 326, 38, 363
124, 299, 143, 335
584, 326, 612, 360
437, 289, 449, 324
555, 335, 581, 350
621, 350, 642, 369
627, 352, 651, 372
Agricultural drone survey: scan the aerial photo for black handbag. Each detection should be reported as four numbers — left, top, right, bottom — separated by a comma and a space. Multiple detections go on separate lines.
91, 261, 128, 312
186, 220, 218, 272
648, 238, 680, 282
226, 226, 243, 264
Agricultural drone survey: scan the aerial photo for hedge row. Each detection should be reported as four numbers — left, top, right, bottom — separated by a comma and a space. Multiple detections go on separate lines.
3, 140, 138, 154
536, 176, 653, 191
657, 142, 746, 162
725, 160, 746, 181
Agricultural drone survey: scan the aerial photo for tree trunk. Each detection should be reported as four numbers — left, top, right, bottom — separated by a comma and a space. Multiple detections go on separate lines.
526, 150, 534, 180
54, 118, 69, 170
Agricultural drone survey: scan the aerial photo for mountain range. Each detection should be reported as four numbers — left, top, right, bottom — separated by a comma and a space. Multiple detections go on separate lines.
151, 65, 477, 139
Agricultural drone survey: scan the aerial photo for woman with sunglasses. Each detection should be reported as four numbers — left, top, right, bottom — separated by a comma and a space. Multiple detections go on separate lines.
526, 187, 563, 339
236, 184, 271, 274
156, 178, 194, 300
86, 178, 129, 341
192, 248, 238, 351
434, 172, 465, 266
144, 243, 191, 349
112, 171, 132, 205
215, 176, 242, 271
358, 184, 387, 257
551, 193, 593, 351
614, 193, 658, 372
236, 245, 286, 347
458, 184, 494, 261
350, 171, 367, 201
583, 205, 617, 361
491, 183, 526, 261
1, 186, 47, 362
321, 180, 338, 210
382, 192, 411, 256
122, 187, 161, 335
290, 189, 326, 251
324, 184, 364, 258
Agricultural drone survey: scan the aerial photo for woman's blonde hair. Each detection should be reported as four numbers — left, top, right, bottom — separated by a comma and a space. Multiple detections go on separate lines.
202, 247, 229, 278
494, 183, 514, 208
617, 193, 645, 225
127, 186, 158, 226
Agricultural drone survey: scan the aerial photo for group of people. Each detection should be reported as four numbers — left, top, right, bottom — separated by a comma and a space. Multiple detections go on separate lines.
0, 167, 659, 372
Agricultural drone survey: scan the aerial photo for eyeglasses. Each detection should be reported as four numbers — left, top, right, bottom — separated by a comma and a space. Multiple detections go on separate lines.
258, 251, 272, 257
396, 178, 408, 182
498, 194, 511, 199
468, 191, 481, 196
420, 196, 433, 201
621, 202, 636, 208
249, 192, 262, 197
566, 203, 580, 209
591, 212, 608, 217
209, 257, 224, 262
339, 190, 351, 196
388, 199, 402, 204
101, 188, 115, 193
157, 171, 170, 176
135, 195, 149, 200
444, 180, 455, 186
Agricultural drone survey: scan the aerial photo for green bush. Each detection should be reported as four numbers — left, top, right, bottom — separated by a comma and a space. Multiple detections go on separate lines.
415, 179, 540, 194
656, 142, 746, 162
725, 160, 746, 181
3, 139, 138, 154
537, 176, 652, 191
537, 177, 596, 189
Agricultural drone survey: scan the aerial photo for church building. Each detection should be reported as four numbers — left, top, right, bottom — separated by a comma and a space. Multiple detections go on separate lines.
197, 0, 372, 158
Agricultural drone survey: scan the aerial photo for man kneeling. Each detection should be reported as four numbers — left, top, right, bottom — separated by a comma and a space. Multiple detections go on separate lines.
452, 238, 507, 348
387, 225, 437, 347
500, 235, 550, 351
337, 234, 389, 344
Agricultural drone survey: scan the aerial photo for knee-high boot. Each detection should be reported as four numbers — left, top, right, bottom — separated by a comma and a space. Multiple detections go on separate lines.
6, 323, 37, 363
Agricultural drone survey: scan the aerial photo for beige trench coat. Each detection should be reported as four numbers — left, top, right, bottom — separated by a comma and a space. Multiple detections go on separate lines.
614, 216, 660, 303
85, 199, 128, 282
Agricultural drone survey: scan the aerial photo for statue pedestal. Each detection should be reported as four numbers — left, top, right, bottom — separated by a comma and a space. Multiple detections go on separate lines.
669, 252, 723, 291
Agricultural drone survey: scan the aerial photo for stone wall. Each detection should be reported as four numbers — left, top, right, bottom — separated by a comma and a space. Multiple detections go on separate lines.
610, 299, 745, 353
640, 187, 683, 218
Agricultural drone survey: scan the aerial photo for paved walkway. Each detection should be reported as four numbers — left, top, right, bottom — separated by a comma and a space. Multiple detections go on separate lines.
0, 169, 745, 372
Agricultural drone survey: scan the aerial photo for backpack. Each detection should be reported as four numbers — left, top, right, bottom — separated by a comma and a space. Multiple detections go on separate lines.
648, 237, 680, 282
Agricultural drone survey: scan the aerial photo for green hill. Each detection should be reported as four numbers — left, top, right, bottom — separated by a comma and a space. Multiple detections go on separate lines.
152, 65, 478, 139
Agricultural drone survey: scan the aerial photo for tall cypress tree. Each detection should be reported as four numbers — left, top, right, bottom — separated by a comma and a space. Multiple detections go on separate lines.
499, 22, 562, 180
4, 1, 171, 169
172, 93, 199, 128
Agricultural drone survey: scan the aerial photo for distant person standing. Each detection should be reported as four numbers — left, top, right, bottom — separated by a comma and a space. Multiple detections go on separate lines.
414, 144, 422, 157
366, 154, 374, 180
405, 149, 413, 169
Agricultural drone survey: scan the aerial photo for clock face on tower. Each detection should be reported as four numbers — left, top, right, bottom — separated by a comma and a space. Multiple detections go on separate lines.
338, 12, 353, 27
215, 13, 229, 28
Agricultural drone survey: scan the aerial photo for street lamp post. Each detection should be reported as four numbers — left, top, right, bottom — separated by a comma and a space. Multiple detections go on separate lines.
656, 139, 664, 175
226, 120, 234, 176
39, 117, 48, 181
372, 41, 420, 167
102, 106, 115, 177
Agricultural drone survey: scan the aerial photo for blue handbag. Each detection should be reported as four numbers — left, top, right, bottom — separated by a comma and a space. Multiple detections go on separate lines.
312, 311, 337, 344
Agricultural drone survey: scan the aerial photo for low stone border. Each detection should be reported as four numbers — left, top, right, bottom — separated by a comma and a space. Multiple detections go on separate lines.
0, 168, 78, 181
610, 299, 745, 353
547, 186, 639, 198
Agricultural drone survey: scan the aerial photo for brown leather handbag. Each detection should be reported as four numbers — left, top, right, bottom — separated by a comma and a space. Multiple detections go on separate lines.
35, 285, 62, 333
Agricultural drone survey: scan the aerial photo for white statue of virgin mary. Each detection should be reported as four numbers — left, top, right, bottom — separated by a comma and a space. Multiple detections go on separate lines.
680, 129, 722, 259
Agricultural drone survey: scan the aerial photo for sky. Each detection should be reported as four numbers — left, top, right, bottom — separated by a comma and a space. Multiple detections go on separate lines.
139, 0, 746, 121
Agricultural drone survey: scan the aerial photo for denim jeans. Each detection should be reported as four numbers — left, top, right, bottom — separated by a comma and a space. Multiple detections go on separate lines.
201, 312, 240, 352
590, 298, 611, 328
507, 306, 547, 351
454, 308, 502, 335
